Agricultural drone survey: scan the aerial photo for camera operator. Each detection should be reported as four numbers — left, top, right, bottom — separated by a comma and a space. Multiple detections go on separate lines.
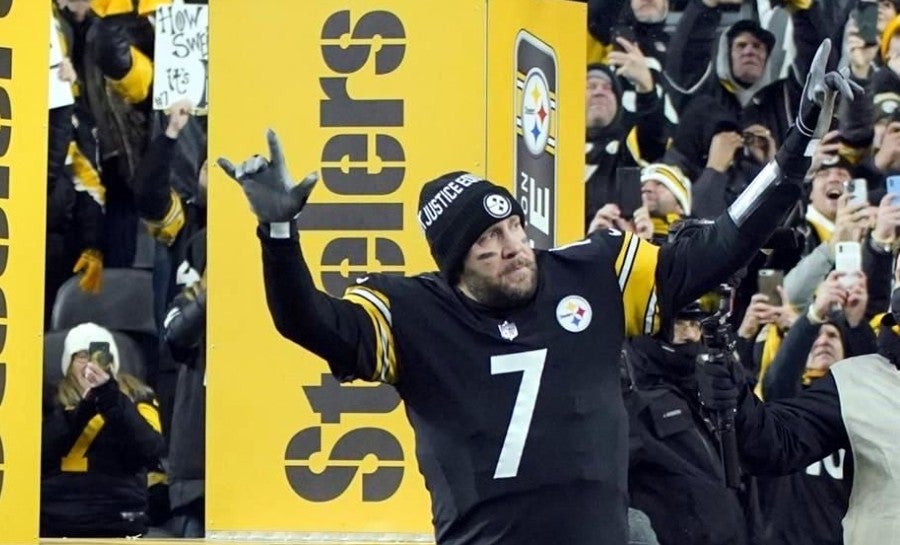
624, 298, 757, 545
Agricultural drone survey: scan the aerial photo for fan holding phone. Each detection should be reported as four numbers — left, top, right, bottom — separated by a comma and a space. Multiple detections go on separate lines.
868, 176, 900, 252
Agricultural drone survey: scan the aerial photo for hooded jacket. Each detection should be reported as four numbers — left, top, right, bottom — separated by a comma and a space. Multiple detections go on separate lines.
665, 1, 823, 145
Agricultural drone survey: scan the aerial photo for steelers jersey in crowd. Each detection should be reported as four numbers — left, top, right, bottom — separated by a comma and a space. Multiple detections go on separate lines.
261, 217, 746, 544
40, 382, 165, 537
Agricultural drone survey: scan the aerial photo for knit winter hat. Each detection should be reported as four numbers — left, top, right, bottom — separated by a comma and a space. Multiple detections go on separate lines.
882, 14, 900, 61
417, 171, 525, 282
641, 163, 692, 215
61, 322, 120, 377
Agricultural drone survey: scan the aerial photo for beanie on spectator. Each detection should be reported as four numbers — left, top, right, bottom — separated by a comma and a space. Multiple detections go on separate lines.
883, 15, 900, 61
61, 322, 120, 377
418, 172, 525, 283
641, 163, 692, 215
874, 92, 900, 122
726, 20, 776, 55
810, 153, 854, 176
587, 63, 624, 103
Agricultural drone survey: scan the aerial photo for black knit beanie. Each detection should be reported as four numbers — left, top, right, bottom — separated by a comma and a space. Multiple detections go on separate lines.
417, 171, 525, 282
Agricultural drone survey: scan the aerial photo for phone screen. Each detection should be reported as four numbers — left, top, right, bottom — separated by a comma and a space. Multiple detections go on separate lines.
887, 175, 900, 198
610, 25, 637, 51
615, 166, 643, 219
757, 269, 784, 306
857, 1, 880, 46
844, 178, 868, 206
835, 241, 862, 288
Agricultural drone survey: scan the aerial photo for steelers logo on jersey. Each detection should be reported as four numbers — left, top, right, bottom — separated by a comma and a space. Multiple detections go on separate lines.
556, 295, 592, 333
483, 193, 512, 219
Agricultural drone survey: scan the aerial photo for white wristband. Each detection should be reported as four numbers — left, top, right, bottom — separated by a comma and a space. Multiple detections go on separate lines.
268, 222, 292, 239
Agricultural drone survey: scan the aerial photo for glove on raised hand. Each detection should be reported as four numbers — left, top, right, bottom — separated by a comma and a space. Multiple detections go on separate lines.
795, 39, 864, 139
697, 361, 739, 413
73, 248, 103, 294
217, 129, 318, 225
94, 17, 133, 80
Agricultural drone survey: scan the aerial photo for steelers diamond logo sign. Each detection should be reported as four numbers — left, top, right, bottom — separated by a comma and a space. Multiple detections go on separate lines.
521, 68, 552, 156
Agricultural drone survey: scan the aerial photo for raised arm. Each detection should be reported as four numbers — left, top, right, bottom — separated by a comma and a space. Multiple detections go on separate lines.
700, 362, 848, 476
218, 131, 393, 384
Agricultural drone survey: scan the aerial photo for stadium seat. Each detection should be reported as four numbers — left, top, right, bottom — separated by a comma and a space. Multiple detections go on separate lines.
50, 268, 157, 335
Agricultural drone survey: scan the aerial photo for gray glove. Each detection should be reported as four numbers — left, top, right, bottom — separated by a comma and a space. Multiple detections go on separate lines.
796, 39, 864, 138
217, 129, 318, 223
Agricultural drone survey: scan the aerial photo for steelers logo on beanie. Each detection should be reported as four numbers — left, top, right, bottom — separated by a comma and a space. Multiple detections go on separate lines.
418, 171, 525, 282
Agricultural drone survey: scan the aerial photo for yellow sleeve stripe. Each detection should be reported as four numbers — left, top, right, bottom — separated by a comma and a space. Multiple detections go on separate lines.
625, 126, 648, 167
344, 286, 398, 383
143, 189, 185, 246
136, 401, 162, 433
108, 46, 153, 104
615, 232, 661, 337
68, 142, 105, 207
148, 471, 168, 487
615, 231, 640, 290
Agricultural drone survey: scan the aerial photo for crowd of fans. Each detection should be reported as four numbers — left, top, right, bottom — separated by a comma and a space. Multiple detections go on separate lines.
38, 0, 900, 542
44, 0, 207, 538
585, 0, 900, 543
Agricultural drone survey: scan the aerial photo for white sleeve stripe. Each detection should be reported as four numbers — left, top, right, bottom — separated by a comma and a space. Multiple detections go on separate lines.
347, 287, 393, 326
618, 235, 640, 291
163, 307, 181, 329
643, 288, 658, 334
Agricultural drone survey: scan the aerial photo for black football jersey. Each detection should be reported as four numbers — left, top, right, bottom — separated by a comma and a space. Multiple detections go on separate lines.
336, 230, 661, 544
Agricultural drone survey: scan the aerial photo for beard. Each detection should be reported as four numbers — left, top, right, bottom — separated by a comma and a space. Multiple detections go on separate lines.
460, 257, 538, 309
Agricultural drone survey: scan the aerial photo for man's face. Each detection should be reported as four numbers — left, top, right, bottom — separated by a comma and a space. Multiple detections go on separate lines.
730, 32, 768, 84
631, 0, 668, 24
806, 324, 845, 371
641, 180, 682, 216
809, 167, 851, 221
586, 74, 618, 129
459, 215, 537, 308
672, 318, 702, 345
879, 0, 898, 32
59, 0, 92, 22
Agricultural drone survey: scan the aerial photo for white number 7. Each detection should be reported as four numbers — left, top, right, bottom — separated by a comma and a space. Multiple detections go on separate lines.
491, 349, 547, 479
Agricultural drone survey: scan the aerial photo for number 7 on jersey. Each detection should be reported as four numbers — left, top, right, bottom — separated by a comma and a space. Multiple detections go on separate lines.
491, 349, 547, 479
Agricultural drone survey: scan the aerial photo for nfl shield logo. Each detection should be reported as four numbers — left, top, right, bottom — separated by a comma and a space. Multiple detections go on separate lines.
498, 321, 519, 341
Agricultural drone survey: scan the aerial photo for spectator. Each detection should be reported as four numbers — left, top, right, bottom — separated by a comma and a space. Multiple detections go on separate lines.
587, 0, 672, 68
46, 5, 105, 327
585, 62, 668, 233
625, 302, 755, 545
41, 322, 165, 538
132, 100, 207, 434
72, 0, 161, 267
631, 163, 691, 244
162, 228, 207, 537
666, 1, 825, 147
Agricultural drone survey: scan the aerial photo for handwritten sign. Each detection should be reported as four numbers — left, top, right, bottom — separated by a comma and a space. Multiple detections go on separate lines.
49, 17, 74, 109
152, 3, 209, 114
